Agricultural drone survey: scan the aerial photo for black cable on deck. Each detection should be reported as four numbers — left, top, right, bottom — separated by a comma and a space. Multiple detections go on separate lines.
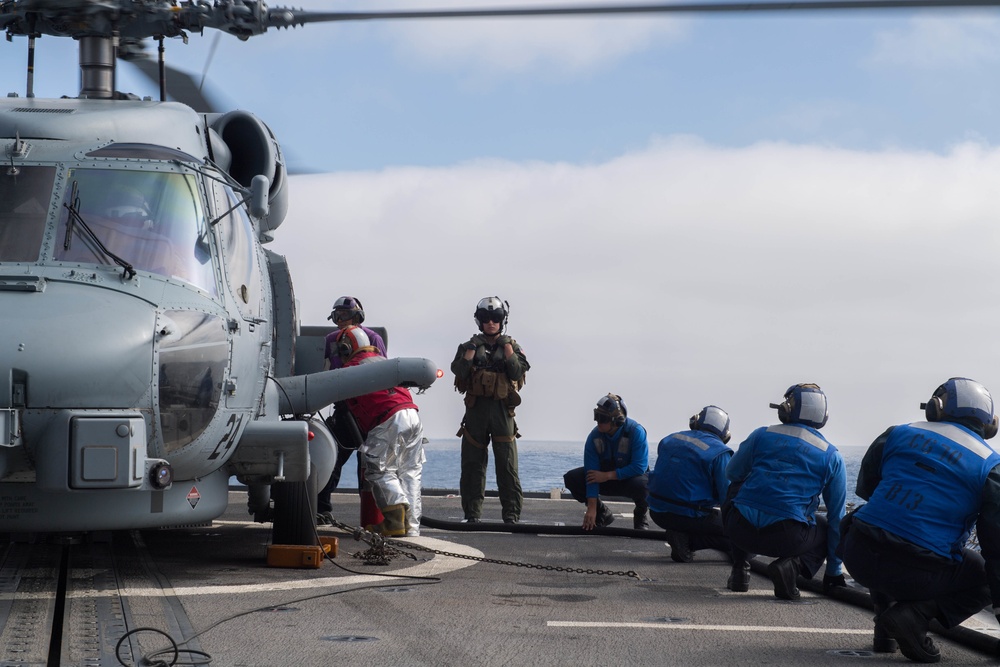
422, 513, 1000, 659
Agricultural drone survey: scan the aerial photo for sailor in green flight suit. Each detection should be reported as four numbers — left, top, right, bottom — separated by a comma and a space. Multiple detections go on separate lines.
451, 296, 530, 524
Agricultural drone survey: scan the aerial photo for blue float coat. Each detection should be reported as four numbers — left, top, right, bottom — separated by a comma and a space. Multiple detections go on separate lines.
728, 423, 846, 575
648, 430, 732, 517
857, 422, 1000, 560
583, 418, 648, 499
856, 422, 1000, 607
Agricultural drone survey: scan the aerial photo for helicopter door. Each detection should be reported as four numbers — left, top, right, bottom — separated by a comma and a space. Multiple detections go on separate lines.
214, 184, 270, 411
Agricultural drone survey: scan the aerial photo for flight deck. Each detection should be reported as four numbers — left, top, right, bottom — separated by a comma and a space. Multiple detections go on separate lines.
1, 491, 998, 666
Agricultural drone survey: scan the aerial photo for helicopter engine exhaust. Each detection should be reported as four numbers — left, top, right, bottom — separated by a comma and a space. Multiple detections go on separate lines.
207, 110, 289, 237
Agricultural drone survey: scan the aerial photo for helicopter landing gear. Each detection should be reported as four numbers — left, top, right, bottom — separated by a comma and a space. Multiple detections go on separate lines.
270, 463, 321, 546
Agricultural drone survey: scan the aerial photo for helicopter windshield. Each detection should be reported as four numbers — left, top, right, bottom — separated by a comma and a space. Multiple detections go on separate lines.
0, 167, 55, 262
54, 168, 216, 294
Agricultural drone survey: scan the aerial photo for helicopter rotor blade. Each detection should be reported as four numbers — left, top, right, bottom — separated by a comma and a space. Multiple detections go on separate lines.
116, 36, 219, 112
6, 0, 1000, 41
126, 57, 219, 113
269, 0, 1000, 26
199, 32, 222, 96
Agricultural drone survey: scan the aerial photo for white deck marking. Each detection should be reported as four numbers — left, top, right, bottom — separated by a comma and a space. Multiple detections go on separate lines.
547, 621, 872, 635
123, 535, 483, 597
0, 536, 483, 600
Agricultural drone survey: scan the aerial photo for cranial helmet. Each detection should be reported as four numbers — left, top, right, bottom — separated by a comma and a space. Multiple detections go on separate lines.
105, 186, 151, 224
922, 377, 999, 439
690, 405, 731, 444
336, 325, 372, 361
328, 295, 365, 324
594, 393, 627, 427
770, 383, 828, 429
474, 296, 508, 332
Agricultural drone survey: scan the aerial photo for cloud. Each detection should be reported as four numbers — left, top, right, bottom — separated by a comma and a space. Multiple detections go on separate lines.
868, 15, 1000, 69
320, 0, 689, 74
272, 137, 1000, 450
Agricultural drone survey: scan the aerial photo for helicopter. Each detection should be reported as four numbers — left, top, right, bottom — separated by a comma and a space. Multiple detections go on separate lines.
0, 0, 996, 546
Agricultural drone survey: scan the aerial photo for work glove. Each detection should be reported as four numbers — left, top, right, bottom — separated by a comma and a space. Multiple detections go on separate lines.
461, 339, 478, 352
822, 573, 848, 594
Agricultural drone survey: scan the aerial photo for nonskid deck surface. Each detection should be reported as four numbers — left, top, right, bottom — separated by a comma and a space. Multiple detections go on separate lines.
0, 492, 997, 666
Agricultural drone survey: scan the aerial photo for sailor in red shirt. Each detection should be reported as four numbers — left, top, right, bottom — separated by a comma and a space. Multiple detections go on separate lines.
336, 326, 425, 536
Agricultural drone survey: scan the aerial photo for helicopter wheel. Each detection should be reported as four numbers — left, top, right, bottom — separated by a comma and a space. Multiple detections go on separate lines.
270, 466, 320, 546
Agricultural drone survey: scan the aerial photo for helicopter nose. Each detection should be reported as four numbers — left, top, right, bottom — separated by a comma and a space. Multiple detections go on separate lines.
0, 281, 155, 409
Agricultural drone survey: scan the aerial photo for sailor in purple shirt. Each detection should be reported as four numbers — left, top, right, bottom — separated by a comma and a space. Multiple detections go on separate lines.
323, 296, 386, 369
317, 296, 387, 523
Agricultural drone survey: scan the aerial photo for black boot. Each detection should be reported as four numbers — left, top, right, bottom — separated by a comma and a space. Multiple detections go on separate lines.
595, 502, 615, 527
766, 557, 801, 600
727, 561, 750, 592
879, 601, 941, 663
872, 597, 898, 653
872, 616, 898, 653
664, 529, 693, 563
633, 508, 648, 530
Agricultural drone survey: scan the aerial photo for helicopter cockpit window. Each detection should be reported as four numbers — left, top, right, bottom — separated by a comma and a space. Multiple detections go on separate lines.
54, 168, 216, 294
217, 185, 263, 319
86, 143, 201, 163
0, 166, 55, 262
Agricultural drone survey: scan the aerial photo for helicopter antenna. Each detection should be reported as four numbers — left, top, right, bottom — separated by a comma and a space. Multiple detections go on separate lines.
24, 14, 36, 99
25, 34, 34, 98
157, 36, 166, 102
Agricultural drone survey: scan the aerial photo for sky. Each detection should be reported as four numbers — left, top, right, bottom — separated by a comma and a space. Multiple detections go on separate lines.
4, 1, 1000, 448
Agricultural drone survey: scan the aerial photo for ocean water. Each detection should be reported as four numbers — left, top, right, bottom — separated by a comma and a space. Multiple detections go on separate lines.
334, 439, 870, 506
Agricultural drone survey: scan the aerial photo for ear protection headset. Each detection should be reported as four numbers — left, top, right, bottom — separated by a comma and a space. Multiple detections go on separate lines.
350, 296, 365, 324
922, 391, 946, 423
336, 330, 354, 361
771, 396, 793, 425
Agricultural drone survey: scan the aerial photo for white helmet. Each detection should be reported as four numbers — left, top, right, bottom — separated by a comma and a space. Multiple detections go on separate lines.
690, 406, 731, 444
335, 326, 372, 361
474, 296, 508, 332
923, 377, 999, 439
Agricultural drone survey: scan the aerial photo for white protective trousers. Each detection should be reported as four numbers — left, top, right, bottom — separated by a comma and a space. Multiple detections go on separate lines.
361, 408, 425, 535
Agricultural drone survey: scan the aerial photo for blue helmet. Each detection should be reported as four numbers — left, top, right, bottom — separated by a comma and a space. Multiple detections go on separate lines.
690, 405, 731, 444
923, 377, 998, 439
771, 383, 828, 429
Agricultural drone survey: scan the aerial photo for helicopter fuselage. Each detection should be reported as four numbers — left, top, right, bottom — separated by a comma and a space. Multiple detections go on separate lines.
0, 96, 438, 533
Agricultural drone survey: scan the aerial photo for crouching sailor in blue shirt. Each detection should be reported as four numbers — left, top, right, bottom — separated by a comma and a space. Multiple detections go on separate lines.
723, 383, 847, 600
841, 378, 1000, 664
648, 406, 738, 568
564, 393, 650, 530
